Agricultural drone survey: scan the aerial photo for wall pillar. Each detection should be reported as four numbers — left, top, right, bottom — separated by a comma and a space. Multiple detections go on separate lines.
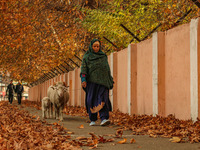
198, 18, 200, 119
190, 18, 199, 121
127, 44, 131, 115
152, 32, 158, 116
110, 53, 114, 109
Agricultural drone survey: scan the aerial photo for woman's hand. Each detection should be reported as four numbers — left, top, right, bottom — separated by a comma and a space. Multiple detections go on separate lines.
82, 81, 87, 88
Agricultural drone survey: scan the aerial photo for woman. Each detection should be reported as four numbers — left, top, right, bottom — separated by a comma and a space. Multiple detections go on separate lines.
80, 39, 114, 126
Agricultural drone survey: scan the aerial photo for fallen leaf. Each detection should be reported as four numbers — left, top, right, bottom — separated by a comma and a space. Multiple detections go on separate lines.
117, 138, 127, 144
130, 138, 136, 143
89, 144, 98, 149
169, 137, 182, 143
149, 134, 157, 138
89, 133, 98, 140
115, 129, 123, 138
76, 137, 88, 141
78, 124, 84, 129
53, 122, 58, 126
107, 138, 115, 142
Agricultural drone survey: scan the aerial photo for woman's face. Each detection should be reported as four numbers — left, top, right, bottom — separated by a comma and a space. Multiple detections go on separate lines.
92, 41, 100, 53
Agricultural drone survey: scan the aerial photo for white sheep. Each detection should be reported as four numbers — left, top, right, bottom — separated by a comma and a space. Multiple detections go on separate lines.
42, 97, 51, 119
47, 85, 55, 118
47, 83, 69, 121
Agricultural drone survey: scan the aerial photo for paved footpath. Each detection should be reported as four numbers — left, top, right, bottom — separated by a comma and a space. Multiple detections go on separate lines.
15, 102, 200, 150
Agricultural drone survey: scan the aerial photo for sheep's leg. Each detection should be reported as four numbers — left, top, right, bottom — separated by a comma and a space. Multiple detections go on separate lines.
54, 105, 58, 119
56, 107, 59, 120
47, 108, 49, 119
42, 109, 44, 118
59, 106, 63, 121
48, 108, 51, 118
53, 103, 56, 119
45, 110, 47, 119
50, 103, 53, 118
42, 109, 45, 119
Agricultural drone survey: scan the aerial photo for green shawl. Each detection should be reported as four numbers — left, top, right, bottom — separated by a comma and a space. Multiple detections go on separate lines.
81, 39, 114, 89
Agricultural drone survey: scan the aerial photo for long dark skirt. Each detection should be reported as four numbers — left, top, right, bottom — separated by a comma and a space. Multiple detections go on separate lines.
84, 82, 112, 121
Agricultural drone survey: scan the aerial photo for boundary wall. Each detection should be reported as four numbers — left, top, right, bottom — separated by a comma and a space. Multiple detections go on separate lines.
29, 18, 200, 121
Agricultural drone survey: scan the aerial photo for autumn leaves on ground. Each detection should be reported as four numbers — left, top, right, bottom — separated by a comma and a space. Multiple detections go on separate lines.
0, 101, 200, 150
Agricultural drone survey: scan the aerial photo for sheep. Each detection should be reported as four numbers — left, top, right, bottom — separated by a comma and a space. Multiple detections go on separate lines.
47, 83, 69, 121
47, 85, 55, 118
42, 97, 51, 119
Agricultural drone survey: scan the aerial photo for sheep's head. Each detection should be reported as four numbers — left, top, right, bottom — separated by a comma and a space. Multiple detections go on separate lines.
56, 85, 65, 99
47, 99, 51, 107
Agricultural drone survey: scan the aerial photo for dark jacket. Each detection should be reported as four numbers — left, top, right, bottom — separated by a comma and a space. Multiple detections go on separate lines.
6, 83, 15, 95
15, 83, 24, 94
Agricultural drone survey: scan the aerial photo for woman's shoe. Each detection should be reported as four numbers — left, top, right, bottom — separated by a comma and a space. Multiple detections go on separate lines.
89, 121, 96, 126
100, 119, 110, 126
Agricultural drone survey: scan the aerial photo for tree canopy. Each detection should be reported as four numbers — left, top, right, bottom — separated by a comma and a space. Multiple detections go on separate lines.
0, 0, 199, 84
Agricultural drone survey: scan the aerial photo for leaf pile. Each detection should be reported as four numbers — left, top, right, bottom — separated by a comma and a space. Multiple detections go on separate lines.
0, 100, 129, 149
22, 100, 41, 110
110, 110, 200, 143
22, 100, 88, 117
64, 106, 88, 117
69, 132, 115, 149
0, 101, 81, 150
21, 100, 200, 143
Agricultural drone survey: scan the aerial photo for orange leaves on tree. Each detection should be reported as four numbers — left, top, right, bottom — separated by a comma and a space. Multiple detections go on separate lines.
0, 0, 90, 83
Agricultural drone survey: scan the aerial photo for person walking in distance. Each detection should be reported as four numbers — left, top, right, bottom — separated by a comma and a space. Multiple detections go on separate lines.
6, 80, 15, 104
15, 80, 24, 105
80, 39, 114, 126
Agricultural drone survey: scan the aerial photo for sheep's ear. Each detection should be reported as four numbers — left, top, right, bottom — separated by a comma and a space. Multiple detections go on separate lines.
51, 86, 55, 90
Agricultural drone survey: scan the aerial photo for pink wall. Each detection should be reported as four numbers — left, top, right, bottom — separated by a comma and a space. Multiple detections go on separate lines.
130, 44, 137, 114
64, 73, 68, 85
158, 32, 166, 117
68, 71, 73, 106
74, 69, 79, 106
165, 24, 191, 120
113, 52, 118, 111
117, 48, 128, 113
137, 39, 153, 115
28, 18, 200, 121
76, 68, 82, 106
